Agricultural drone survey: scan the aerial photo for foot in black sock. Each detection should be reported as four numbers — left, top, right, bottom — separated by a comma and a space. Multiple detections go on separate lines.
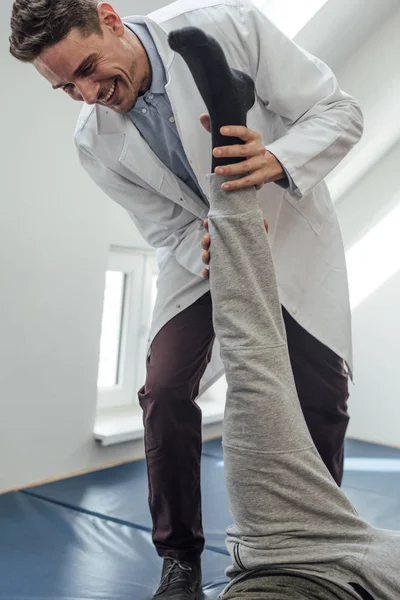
168, 27, 255, 172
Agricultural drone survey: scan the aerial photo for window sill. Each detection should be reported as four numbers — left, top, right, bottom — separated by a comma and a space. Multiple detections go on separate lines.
94, 405, 145, 446
94, 381, 226, 447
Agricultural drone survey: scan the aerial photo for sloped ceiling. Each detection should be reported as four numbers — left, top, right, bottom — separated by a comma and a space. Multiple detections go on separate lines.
295, 0, 399, 69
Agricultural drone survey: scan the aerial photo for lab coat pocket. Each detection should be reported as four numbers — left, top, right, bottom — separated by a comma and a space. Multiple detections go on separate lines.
283, 182, 333, 235
120, 136, 165, 191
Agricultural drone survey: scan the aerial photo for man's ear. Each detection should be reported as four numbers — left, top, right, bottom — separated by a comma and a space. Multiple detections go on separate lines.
97, 3, 124, 36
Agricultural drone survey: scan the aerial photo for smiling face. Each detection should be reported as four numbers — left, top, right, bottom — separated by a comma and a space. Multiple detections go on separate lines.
33, 4, 151, 114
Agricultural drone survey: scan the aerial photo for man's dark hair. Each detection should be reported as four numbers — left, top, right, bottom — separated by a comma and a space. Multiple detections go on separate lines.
9, 0, 102, 62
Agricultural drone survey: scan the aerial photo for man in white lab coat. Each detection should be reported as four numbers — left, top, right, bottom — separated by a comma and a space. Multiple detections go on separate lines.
10, 0, 363, 597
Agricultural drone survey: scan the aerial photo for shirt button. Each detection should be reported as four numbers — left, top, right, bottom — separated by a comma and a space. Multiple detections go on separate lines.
141, 108, 147, 114
169, 116, 175, 123
291, 307, 297, 315
176, 304, 181, 309
148, 93, 154, 100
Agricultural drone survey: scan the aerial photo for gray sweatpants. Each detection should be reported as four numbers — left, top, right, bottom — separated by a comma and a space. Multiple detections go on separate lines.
207, 174, 400, 600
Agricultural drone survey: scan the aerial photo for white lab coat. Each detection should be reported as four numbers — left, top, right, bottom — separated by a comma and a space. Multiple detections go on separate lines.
75, 0, 363, 392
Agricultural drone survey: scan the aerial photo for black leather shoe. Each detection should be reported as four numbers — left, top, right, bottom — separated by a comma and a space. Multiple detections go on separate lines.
153, 558, 202, 599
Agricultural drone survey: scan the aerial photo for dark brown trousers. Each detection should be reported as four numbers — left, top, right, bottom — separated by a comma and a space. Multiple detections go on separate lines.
138, 292, 349, 561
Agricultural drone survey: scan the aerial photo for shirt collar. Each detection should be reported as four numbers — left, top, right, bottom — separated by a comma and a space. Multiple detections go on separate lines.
124, 21, 166, 95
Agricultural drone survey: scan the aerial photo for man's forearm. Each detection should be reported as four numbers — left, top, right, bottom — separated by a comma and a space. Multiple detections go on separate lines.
266, 96, 364, 198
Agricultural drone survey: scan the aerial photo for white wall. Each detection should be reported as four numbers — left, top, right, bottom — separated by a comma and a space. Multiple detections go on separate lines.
330, 9, 400, 447
335, 141, 400, 447
326, 6, 400, 204
348, 272, 400, 448
295, 0, 399, 73
1, 0, 158, 493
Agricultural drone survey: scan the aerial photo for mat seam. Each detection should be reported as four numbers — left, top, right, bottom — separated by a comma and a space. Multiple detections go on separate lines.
20, 490, 230, 556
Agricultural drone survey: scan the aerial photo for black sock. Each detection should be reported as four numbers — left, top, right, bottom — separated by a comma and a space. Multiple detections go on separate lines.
168, 27, 255, 172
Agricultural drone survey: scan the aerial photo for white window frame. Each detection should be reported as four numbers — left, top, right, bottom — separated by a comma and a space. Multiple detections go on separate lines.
94, 246, 224, 446
97, 247, 158, 411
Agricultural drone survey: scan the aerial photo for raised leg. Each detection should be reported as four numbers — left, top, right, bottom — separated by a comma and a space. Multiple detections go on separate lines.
168, 27, 255, 171
206, 176, 370, 574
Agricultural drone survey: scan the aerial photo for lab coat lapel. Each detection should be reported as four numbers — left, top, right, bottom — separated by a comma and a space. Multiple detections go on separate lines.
96, 96, 182, 202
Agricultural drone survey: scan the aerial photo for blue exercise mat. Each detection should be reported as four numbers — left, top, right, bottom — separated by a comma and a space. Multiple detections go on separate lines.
1, 437, 400, 599
344, 438, 400, 459
0, 491, 229, 600
202, 437, 224, 459
28, 448, 231, 553
342, 439, 400, 529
